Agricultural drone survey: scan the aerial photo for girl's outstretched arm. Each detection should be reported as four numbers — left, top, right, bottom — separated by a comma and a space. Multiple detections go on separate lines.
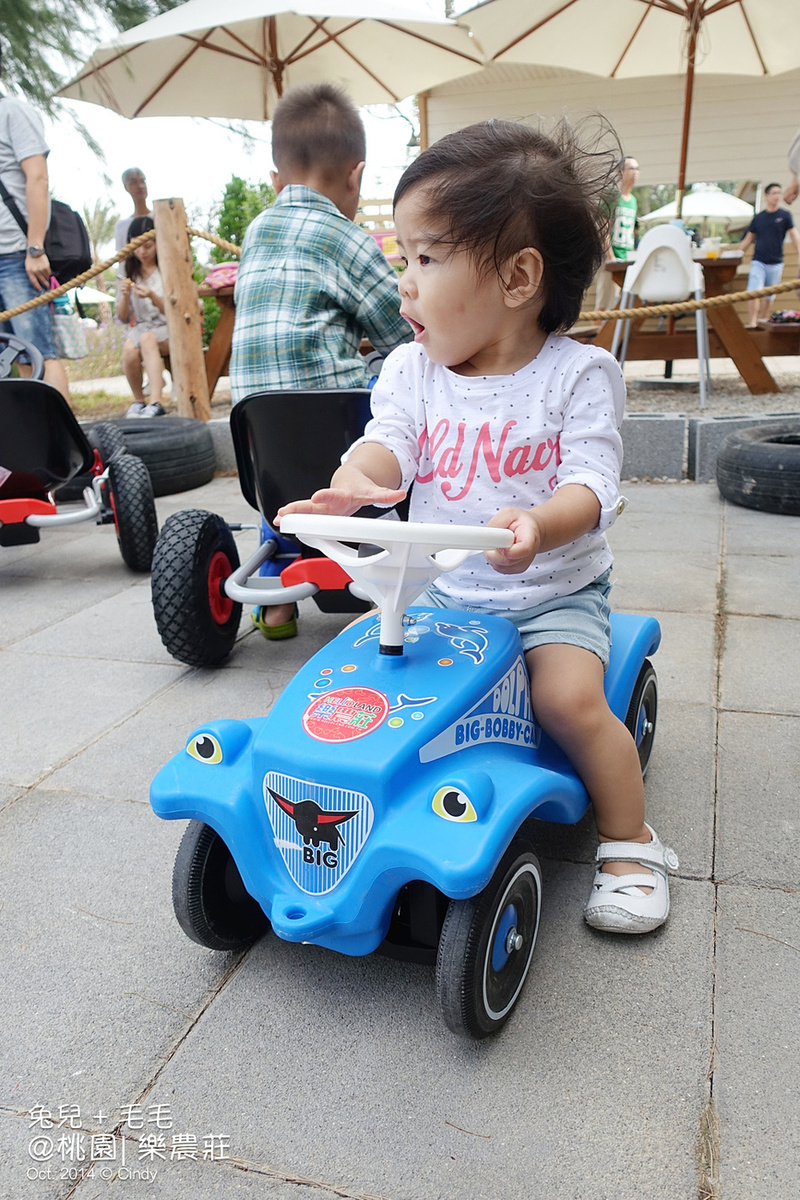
485, 484, 602, 575
276, 442, 406, 522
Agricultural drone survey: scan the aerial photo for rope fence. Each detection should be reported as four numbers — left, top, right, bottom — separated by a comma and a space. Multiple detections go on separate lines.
1, 225, 799, 326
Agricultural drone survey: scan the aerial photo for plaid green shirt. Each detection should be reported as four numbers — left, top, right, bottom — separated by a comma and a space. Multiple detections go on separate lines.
230, 186, 411, 401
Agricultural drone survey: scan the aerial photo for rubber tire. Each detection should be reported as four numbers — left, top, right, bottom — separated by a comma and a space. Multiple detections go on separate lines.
716, 421, 800, 516
112, 417, 216, 497
436, 835, 542, 1039
106, 454, 159, 572
172, 820, 269, 951
625, 660, 658, 778
53, 422, 128, 498
91, 421, 126, 466
151, 509, 242, 666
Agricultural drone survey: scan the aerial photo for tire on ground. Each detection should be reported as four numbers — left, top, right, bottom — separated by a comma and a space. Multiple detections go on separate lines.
112, 417, 216, 496
716, 421, 800, 516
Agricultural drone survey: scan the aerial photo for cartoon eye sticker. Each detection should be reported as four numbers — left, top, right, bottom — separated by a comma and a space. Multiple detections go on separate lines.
187, 733, 223, 764
432, 786, 477, 823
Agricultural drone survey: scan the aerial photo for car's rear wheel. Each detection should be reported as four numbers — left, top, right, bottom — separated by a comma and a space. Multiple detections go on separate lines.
625, 660, 658, 777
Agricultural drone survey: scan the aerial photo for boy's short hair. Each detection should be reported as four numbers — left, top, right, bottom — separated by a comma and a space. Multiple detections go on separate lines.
122, 167, 146, 187
271, 83, 366, 178
765, 182, 782, 193
394, 118, 620, 334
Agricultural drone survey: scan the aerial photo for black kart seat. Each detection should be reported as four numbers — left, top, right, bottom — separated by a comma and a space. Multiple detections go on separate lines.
0, 379, 95, 496
230, 389, 372, 518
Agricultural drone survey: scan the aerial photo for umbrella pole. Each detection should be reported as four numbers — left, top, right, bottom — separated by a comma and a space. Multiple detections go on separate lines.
676, 1, 701, 220
418, 91, 429, 150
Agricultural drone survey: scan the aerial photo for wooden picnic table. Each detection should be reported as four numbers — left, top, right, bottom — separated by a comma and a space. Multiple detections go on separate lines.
585, 252, 800, 395
197, 283, 235, 396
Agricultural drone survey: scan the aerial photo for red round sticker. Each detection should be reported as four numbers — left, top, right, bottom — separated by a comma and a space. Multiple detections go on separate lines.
302, 686, 390, 743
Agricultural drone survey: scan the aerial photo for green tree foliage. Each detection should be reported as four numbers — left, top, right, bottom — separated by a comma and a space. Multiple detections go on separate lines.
0, 1, 181, 114
210, 176, 276, 262
200, 175, 275, 345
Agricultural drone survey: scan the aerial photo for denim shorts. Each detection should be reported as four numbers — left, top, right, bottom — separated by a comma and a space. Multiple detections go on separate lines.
747, 259, 783, 292
0, 251, 58, 361
418, 568, 613, 668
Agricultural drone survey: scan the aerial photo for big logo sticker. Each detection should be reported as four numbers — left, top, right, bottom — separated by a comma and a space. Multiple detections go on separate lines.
264, 772, 374, 894
302, 686, 389, 743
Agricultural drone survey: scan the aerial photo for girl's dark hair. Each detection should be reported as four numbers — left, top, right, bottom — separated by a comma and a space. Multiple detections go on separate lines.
394, 118, 621, 334
125, 216, 156, 281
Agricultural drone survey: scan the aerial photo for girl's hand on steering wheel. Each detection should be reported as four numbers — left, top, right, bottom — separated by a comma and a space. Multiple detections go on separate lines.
276, 483, 407, 524
484, 507, 543, 575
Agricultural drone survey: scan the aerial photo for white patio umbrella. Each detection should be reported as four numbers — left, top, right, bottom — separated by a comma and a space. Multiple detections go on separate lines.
458, 0, 798, 214
57, 0, 485, 121
70, 285, 116, 305
639, 186, 755, 232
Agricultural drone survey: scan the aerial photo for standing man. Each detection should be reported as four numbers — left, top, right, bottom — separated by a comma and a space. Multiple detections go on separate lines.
595, 155, 639, 312
114, 168, 151, 252
739, 183, 800, 327
0, 43, 70, 399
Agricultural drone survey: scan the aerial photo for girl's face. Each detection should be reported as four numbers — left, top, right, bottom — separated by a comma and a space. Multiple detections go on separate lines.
134, 239, 157, 268
395, 188, 545, 376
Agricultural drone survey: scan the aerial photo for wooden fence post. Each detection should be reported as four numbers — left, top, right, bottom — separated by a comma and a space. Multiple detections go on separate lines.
153, 197, 210, 422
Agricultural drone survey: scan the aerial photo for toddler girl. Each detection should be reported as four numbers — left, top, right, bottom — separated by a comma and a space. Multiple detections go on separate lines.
279, 119, 678, 933
118, 215, 169, 418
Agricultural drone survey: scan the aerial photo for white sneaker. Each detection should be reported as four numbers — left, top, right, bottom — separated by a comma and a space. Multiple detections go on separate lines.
125, 401, 146, 418
140, 402, 166, 418
584, 824, 679, 934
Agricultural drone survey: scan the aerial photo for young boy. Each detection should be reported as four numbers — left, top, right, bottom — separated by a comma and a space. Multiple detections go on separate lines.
230, 82, 411, 638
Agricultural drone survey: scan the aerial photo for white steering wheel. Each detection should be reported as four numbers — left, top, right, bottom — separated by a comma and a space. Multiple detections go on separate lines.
280, 514, 513, 653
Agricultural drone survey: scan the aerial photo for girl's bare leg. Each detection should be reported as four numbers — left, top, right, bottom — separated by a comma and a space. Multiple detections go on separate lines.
139, 331, 164, 405
122, 339, 145, 403
526, 643, 653, 885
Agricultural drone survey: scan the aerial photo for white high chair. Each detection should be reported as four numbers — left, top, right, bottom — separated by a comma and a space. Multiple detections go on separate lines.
610, 225, 711, 407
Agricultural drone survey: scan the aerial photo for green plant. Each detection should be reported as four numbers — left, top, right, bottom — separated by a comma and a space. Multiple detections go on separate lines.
200, 175, 275, 346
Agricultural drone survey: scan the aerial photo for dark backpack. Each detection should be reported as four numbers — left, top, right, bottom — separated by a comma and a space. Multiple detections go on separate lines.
0, 179, 93, 286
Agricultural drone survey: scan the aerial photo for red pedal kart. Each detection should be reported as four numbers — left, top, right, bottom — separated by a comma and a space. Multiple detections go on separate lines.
0, 333, 158, 570
152, 389, 377, 665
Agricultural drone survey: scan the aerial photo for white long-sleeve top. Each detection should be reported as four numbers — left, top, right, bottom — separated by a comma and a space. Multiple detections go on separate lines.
346, 336, 627, 609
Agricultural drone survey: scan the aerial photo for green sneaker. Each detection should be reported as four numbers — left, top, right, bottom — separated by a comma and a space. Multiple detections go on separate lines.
251, 605, 298, 641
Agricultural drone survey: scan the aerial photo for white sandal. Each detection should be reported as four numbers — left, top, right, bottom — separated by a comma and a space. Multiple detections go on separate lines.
584, 823, 679, 934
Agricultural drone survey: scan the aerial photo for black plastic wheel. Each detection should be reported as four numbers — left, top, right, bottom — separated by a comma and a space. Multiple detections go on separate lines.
625, 660, 658, 777
436, 835, 542, 1039
172, 820, 269, 951
106, 454, 158, 572
151, 509, 242, 666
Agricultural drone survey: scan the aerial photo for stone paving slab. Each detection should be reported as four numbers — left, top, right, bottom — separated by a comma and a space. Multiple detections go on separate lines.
721, 615, 800, 715
0, 789, 227, 1122
1, 651, 180, 789
609, 550, 719, 614
724, 554, 800, 621
716, 711, 800, 888
715, 886, 800, 1200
